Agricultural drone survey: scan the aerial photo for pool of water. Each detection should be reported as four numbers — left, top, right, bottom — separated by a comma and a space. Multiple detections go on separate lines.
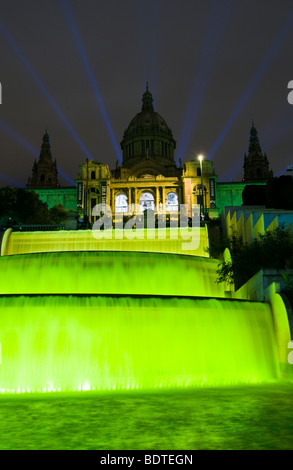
0, 383, 293, 450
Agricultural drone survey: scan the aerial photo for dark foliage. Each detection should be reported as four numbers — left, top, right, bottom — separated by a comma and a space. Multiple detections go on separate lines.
0, 187, 67, 227
215, 226, 293, 289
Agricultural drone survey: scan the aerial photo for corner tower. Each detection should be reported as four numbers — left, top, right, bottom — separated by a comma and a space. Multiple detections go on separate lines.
243, 122, 273, 182
27, 130, 59, 188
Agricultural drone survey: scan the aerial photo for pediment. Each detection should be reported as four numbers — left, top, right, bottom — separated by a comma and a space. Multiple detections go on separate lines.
128, 158, 167, 177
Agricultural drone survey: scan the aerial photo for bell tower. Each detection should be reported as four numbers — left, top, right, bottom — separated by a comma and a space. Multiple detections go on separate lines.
243, 122, 273, 181
27, 130, 59, 188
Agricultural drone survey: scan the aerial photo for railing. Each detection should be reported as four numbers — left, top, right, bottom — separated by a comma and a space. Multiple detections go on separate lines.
9, 225, 65, 232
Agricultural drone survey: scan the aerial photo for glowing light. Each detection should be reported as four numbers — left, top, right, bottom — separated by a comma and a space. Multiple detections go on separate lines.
60, 0, 122, 162
82, 383, 91, 392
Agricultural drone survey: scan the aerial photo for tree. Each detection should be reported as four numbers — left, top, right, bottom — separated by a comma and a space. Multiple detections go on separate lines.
15, 189, 51, 224
215, 226, 293, 289
0, 187, 52, 227
49, 204, 68, 224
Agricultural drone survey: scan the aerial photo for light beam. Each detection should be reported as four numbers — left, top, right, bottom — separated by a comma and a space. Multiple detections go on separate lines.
60, 0, 122, 162
209, 7, 293, 161
176, 0, 232, 163
0, 19, 92, 161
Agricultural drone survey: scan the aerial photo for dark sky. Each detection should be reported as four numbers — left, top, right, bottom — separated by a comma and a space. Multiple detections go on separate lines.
1, 0, 293, 187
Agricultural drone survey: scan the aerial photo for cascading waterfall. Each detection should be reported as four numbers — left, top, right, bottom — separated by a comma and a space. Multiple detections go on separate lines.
0, 295, 280, 393
0, 251, 226, 297
0, 229, 287, 394
1, 227, 208, 257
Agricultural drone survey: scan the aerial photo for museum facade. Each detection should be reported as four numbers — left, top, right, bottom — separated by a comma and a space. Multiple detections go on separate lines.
75, 85, 217, 224
27, 86, 273, 223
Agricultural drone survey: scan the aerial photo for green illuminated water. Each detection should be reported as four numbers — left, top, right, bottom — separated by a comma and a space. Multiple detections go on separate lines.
0, 295, 280, 393
1, 227, 208, 257
0, 251, 225, 297
0, 230, 292, 450
1, 385, 293, 449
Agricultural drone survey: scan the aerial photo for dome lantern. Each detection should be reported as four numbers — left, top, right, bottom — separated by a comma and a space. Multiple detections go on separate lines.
120, 85, 176, 168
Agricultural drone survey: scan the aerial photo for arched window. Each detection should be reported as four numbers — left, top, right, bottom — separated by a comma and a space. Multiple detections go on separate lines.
91, 170, 96, 180
115, 193, 128, 213
166, 192, 178, 211
140, 192, 154, 211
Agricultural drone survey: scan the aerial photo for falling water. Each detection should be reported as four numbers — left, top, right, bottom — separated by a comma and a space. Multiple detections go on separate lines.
1, 227, 208, 257
0, 234, 282, 394
0, 295, 279, 393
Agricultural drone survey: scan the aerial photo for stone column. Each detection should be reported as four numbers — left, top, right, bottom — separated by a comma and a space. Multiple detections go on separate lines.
156, 186, 160, 209
178, 185, 182, 205
128, 187, 131, 213
111, 188, 115, 212
162, 186, 166, 210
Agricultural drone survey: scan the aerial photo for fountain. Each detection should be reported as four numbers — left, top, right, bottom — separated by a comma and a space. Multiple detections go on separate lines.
0, 227, 291, 394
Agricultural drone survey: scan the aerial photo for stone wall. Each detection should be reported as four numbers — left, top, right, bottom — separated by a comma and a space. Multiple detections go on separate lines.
221, 206, 293, 242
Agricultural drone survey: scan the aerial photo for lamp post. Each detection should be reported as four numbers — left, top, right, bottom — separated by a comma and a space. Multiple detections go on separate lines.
198, 155, 204, 220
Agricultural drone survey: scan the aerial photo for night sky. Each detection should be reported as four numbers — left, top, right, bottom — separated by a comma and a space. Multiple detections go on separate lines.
1, 0, 293, 187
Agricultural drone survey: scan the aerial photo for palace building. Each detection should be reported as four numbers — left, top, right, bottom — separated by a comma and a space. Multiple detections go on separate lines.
76, 85, 218, 223
26, 87, 274, 223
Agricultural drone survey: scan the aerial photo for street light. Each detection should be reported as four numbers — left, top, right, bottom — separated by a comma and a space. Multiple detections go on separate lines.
198, 154, 204, 219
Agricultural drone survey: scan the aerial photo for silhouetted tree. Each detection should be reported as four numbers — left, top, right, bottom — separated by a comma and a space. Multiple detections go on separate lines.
0, 187, 52, 227
49, 203, 68, 224
216, 226, 293, 289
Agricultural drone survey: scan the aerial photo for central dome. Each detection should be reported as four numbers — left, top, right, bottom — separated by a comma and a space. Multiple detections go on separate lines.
120, 84, 176, 168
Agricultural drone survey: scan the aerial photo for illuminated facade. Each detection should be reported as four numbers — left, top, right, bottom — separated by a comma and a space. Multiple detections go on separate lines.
26, 91, 275, 221
76, 85, 218, 223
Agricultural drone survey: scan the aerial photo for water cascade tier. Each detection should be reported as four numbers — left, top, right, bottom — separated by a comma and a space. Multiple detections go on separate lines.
1, 227, 208, 257
0, 251, 226, 297
0, 229, 288, 394
0, 295, 280, 393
